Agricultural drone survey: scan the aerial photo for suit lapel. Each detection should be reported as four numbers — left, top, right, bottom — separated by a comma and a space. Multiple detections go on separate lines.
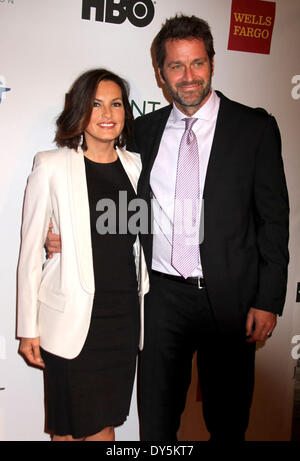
68, 149, 95, 294
139, 105, 172, 195
203, 92, 237, 200
138, 97, 236, 200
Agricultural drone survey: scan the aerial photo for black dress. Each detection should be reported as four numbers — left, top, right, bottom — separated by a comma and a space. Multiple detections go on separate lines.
41, 156, 139, 438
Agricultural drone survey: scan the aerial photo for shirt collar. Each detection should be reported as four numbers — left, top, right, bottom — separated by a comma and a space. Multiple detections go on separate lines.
171, 88, 220, 123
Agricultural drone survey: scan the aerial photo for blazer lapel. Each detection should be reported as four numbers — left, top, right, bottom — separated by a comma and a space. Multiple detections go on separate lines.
117, 146, 140, 193
68, 149, 95, 294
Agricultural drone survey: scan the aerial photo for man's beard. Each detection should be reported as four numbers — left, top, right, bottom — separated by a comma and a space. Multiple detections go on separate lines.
165, 75, 212, 110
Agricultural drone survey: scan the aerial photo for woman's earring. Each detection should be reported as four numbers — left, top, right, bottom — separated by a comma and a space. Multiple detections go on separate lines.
116, 134, 123, 147
77, 134, 84, 154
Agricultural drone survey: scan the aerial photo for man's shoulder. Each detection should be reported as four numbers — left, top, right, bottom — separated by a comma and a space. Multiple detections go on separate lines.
217, 91, 272, 121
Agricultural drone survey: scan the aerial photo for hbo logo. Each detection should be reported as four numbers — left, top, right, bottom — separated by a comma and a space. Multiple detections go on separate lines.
82, 0, 155, 27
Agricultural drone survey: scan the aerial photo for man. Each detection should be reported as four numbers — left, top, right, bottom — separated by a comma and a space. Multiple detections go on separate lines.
127, 15, 289, 441
47, 15, 289, 441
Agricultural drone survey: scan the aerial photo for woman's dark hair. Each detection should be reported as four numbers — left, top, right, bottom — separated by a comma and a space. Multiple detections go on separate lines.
55, 68, 133, 150
153, 15, 215, 77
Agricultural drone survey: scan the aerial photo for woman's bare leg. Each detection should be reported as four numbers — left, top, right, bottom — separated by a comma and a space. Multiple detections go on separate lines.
85, 426, 115, 441
52, 425, 115, 441
52, 434, 84, 441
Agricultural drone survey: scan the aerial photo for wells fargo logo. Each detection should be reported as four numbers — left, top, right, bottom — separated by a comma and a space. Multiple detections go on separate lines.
228, 0, 276, 54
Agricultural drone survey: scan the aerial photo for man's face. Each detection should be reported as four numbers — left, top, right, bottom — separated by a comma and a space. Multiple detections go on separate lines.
159, 38, 214, 115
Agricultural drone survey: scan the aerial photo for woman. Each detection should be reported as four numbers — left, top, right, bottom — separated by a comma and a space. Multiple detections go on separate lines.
17, 69, 149, 441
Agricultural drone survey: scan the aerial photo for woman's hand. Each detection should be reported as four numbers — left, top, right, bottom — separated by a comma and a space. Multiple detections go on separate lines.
19, 337, 45, 368
45, 219, 61, 259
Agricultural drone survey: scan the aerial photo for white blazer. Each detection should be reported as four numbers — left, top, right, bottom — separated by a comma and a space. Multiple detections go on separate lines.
17, 146, 149, 359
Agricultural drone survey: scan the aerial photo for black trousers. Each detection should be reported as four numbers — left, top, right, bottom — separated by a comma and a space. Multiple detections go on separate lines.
138, 272, 256, 441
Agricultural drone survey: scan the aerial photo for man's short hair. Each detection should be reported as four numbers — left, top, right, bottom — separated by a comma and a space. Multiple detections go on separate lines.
153, 15, 215, 73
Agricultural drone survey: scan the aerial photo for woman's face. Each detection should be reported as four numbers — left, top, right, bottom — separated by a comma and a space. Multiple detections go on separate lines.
84, 80, 125, 148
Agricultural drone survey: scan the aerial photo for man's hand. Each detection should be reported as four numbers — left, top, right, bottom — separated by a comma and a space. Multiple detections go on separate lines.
245, 307, 277, 343
45, 219, 61, 258
19, 337, 45, 368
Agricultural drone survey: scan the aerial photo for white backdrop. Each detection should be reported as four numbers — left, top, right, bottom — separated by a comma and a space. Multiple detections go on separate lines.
0, 0, 299, 441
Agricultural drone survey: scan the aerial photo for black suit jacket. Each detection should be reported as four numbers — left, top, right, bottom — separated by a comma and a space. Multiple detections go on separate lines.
128, 91, 289, 333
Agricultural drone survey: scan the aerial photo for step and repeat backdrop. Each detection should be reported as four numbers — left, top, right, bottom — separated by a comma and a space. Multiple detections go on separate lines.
0, 0, 299, 441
